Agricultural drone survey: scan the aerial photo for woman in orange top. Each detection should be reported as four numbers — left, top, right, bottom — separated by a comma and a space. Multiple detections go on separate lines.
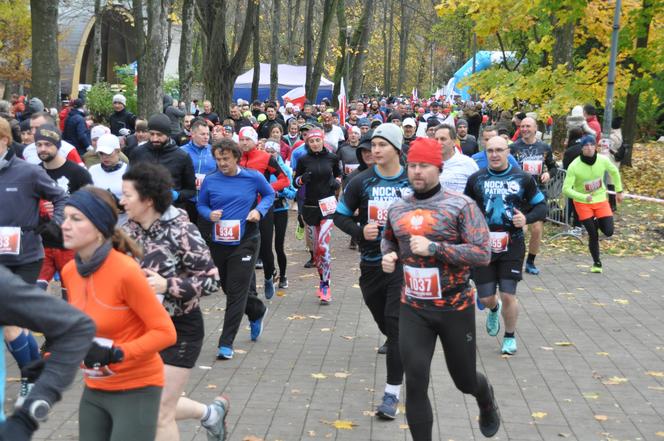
61, 186, 176, 441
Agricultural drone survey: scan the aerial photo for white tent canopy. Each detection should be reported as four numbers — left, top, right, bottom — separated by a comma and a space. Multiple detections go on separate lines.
234, 64, 334, 88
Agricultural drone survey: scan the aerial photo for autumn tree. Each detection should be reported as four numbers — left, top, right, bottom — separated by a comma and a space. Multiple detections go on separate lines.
178, 0, 196, 113
196, 0, 257, 116
0, 0, 31, 97
30, 0, 60, 108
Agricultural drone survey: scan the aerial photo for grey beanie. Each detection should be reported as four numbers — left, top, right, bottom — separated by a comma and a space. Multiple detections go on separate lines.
371, 123, 403, 151
29, 97, 44, 114
456, 118, 468, 127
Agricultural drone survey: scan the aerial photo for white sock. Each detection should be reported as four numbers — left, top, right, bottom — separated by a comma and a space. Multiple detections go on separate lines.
201, 404, 220, 427
385, 383, 401, 399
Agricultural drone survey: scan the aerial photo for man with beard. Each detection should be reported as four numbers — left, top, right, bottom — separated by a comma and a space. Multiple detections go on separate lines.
401, 118, 418, 155
34, 124, 92, 295
229, 105, 252, 133
322, 111, 345, 153
128, 113, 196, 211
457, 119, 479, 156
258, 103, 287, 139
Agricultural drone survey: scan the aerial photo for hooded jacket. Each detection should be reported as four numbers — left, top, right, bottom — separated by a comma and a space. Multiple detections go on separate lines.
109, 107, 137, 136
63, 107, 91, 156
123, 206, 220, 319
0, 148, 67, 266
128, 139, 196, 204
163, 95, 186, 136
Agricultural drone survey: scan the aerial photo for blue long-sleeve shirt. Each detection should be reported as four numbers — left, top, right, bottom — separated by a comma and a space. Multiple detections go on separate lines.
197, 167, 275, 245
272, 155, 297, 212
181, 141, 216, 201
472, 150, 521, 170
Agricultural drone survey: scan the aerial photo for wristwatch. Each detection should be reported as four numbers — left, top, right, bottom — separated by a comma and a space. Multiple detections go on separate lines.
28, 399, 51, 423
427, 242, 437, 256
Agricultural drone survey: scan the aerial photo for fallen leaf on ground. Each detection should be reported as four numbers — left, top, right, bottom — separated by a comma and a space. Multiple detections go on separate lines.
243, 436, 263, 441
603, 376, 628, 385
311, 373, 327, 379
362, 410, 376, 416
555, 341, 574, 346
647, 371, 664, 377
655, 431, 664, 437
198, 365, 212, 370
352, 284, 360, 288
277, 290, 286, 297
540, 346, 554, 351
583, 392, 600, 400
594, 414, 608, 422
341, 335, 355, 340
307, 430, 316, 437
234, 349, 247, 354
308, 315, 322, 319
321, 420, 357, 430
206, 384, 217, 389
287, 314, 307, 320
399, 424, 409, 429
321, 328, 332, 332
532, 411, 548, 419
558, 433, 570, 438
648, 386, 664, 391
592, 302, 607, 306
299, 273, 316, 278
5, 377, 20, 383
613, 299, 629, 305
334, 372, 351, 378
632, 289, 642, 293
596, 352, 610, 356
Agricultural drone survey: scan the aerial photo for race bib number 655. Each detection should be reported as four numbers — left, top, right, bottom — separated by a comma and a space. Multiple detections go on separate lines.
404, 265, 442, 300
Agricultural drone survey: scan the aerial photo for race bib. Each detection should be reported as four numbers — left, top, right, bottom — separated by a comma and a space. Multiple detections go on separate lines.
404, 265, 442, 300
195, 173, 206, 191
81, 337, 116, 378
213, 220, 241, 243
0, 227, 21, 255
583, 178, 602, 192
367, 200, 391, 226
318, 196, 338, 216
344, 164, 359, 175
522, 160, 543, 175
489, 232, 510, 253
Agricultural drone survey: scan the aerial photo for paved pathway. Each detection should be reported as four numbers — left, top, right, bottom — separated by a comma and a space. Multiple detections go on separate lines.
7, 216, 664, 441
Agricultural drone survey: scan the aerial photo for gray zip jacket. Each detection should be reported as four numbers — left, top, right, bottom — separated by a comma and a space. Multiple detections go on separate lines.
0, 150, 67, 266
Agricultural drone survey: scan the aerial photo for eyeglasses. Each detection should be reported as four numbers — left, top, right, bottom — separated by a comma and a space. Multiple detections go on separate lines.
486, 148, 509, 155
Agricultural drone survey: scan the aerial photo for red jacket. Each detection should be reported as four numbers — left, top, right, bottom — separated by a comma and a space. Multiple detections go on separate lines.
239, 148, 290, 192
586, 115, 602, 144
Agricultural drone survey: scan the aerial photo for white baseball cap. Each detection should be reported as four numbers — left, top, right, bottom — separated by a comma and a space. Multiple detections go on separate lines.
402, 118, 417, 128
96, 133, 120, 155
91, 125, 110, 140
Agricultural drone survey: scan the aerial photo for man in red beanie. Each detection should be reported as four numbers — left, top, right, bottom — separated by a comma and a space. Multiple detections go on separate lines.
381, 137, 500, 440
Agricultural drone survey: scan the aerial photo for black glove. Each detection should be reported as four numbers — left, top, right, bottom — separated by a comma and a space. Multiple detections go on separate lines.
299, 172, 312, 184
0, 408, 38, 441
83, 342, 124, 369
20, 358, 47, 383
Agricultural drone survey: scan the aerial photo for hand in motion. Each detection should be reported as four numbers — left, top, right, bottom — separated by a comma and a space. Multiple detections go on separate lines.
363, 223, 380, 241
382, 252, 398, 273
410, 235, 434, 256
209, 209, 223, 222
144, 269, 167, 294
246, 209, 261, 223
512, 208, 526, 228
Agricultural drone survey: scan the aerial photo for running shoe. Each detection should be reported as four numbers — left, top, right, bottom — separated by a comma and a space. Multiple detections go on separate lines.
217, 346, 234, 360
264, 276, 275, 299
376, 392, 399, 420
478, 385, 501, 437
255, 258, 263, 269
525, 262, 540, 275
15, 378, 33, 409
319, 281, 331, 305
377, 340, 388, 355
304, 258, 315, 268
486, 300, 502, 337
202, 395, 230, 441
591, 263, 603, 273
501, 337, 517, 355
250, 307, 268, 341
295, 225, 304, 240
278, 276, 289, 289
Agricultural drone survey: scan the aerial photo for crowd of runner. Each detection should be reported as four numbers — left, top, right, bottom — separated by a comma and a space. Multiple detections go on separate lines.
0, 91, 625, 441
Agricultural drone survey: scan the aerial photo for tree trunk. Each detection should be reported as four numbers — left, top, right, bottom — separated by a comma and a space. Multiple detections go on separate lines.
332, 0, 346, 105
386, 0, 394, 95
303, 0, 315, 96
292, 0, 302, 63
349, 0, 373, 99
196, 0, 257, 116
133, 0, 145, 61
163, 4, 175, 70
30, 0, 60, 107
270, 0, 280, 101
308, 0, 337, 103
622, 0, 653, 166
92, 0, 103, 83
136, 0, 171, 118
396, 0, 411, 95
251, 2, 260, 102
382, 0, 388, 94
179, 0, 195, 113
549, 15, 575, 154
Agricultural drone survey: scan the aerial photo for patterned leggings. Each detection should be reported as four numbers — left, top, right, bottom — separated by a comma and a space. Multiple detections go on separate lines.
307, 219, 333, 282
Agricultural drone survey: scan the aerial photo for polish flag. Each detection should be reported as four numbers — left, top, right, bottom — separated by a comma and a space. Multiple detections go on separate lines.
412, 87, 418, 103
282, 86, 306, 108
338, 78, 347, 127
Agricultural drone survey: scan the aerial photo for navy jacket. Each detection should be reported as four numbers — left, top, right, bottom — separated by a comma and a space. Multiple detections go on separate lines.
63, 108, 91, 156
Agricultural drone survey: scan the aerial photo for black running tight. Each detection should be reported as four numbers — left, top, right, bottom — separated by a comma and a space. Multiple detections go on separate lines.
582, 216, 614, 264
273, 210, 288, 278
399, 304, 492, 441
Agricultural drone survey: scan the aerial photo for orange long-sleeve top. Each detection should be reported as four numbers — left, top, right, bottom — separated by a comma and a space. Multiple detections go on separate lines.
62, 248, 177, 391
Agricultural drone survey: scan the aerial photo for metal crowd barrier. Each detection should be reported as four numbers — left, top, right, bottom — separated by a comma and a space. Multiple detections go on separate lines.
543, 168, 583, 242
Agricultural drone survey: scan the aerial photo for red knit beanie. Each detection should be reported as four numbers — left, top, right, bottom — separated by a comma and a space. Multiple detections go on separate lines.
407, 137, 442, 168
